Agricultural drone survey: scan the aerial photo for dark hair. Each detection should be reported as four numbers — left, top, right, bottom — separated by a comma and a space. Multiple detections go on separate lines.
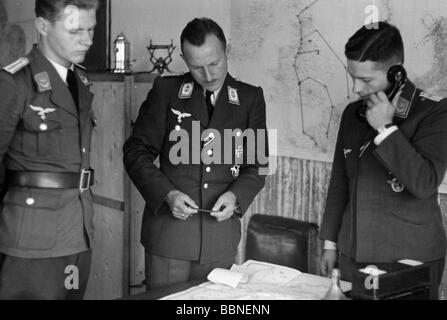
345, 21, 404, 65
180, 18, 227, 52
35, 0, 99, 22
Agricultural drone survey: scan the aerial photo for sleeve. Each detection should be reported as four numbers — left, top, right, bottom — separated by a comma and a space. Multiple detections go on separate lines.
319, 109, 350, 242
123, 77, 176, 214
0, 71, 22, 198
228, 86, 268, 215
373, 99, 447, 199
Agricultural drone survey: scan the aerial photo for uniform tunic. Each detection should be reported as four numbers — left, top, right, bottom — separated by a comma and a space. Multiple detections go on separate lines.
124, 73, 268, 264
0, 45, 96, 258
320, 80, 447, 263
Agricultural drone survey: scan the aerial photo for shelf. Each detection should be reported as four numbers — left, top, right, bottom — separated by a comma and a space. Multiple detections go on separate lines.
86, 71, 159, 83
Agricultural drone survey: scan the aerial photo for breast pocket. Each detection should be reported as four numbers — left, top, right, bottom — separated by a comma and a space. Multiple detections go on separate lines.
21, 111, 63, 160
0, 188, 61, 250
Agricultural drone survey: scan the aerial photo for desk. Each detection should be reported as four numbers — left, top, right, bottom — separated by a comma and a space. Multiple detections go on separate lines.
124, 261, 352, 300
124, 280, 203, 300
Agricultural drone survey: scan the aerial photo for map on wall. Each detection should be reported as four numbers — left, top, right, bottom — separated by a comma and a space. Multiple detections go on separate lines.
229, 0, 447, 189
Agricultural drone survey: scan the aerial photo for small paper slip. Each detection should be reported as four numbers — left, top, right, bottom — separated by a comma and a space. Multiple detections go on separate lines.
207, 268, 248, 288
359, 266, 387, 276
398, 259, 423, 266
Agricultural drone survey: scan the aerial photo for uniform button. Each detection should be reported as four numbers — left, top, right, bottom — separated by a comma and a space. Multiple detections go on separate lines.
207, 150, 213, 156
26, 197, 35, 206
206, 167, 211, 173
40, 123, 48, 131
82, 148, 86, 153
204, 183, 209, 190
175, 125, 181, 131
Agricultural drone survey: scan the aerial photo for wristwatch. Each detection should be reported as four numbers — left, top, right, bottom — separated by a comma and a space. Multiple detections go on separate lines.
377, 122, 394, 134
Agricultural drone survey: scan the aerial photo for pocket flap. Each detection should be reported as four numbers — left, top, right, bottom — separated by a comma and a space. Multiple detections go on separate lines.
3, 188, 61, 210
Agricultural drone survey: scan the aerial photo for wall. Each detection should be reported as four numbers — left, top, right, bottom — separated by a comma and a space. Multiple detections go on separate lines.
0, 0, 26, 66
2, 0, 35, 52
111, 0, 231, 73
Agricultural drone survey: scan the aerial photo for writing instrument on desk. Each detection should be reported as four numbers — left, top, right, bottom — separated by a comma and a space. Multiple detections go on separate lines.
185, 204, 219, 214
193, 208, 220, 214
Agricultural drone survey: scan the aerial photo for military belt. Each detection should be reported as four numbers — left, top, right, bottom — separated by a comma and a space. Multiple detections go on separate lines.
5, 169, 94, 191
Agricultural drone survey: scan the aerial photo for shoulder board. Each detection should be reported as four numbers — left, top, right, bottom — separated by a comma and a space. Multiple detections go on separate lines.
3, 57, 30, 74
420, 91, 443, 102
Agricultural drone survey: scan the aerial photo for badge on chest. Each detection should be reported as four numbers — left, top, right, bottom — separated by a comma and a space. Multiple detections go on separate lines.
29, 105, 56, 131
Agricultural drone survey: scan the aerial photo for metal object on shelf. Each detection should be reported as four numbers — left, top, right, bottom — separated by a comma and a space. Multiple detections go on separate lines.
146, 39, 176, 74
112, 32, 131, 74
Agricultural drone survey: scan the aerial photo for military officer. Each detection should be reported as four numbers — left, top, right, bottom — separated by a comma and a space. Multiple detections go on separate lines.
123, 18, 268, 290
320, 21, 447, 299
0, 0, 98, 299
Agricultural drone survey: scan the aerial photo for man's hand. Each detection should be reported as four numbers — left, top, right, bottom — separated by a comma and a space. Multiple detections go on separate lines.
210, 191, 237, 223
165, 190, 198, 220
366, 90, 402, 130
320, 249, 338, 277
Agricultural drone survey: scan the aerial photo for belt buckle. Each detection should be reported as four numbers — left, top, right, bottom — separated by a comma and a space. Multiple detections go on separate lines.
79, 169, 91, 192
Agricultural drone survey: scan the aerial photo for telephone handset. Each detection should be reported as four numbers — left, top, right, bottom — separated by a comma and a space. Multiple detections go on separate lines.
357, 65, 408, 121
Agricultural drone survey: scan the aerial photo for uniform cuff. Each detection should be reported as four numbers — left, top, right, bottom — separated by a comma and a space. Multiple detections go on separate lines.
374, 126, 398, 146
324, 240, 337, 250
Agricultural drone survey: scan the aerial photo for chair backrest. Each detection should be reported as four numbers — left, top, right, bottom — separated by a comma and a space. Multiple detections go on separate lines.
245, 214, 319, 274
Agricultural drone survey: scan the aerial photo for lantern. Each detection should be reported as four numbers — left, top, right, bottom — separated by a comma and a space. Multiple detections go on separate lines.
112, 32, 131, 73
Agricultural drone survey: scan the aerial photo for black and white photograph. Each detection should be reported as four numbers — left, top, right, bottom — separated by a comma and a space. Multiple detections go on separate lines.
0, 0, 446, 310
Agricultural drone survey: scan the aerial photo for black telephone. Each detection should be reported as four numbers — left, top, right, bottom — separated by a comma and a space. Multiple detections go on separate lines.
357, 65, 408, 121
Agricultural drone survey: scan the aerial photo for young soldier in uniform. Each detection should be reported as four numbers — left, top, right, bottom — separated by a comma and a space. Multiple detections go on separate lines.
320, 21, 447, 299
124, 18, 268, 290
0, 0, 98, 299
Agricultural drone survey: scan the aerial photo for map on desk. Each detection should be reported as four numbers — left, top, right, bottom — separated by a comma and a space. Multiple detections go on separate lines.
161, 260, 352, 300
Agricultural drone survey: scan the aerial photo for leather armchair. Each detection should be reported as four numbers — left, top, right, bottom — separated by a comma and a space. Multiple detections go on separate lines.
245, 214, 319, 274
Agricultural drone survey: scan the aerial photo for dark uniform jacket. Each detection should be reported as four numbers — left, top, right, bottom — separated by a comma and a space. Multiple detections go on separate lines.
320, 80, 447, 263
0, 45, 95, 258
124, 73, 267, 264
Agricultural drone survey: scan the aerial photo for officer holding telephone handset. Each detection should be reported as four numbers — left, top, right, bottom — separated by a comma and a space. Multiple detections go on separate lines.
320, 21, 447, 300
357, 65, 407, 121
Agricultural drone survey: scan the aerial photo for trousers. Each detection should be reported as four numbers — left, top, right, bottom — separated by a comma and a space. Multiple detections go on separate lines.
0, 250, 92, 300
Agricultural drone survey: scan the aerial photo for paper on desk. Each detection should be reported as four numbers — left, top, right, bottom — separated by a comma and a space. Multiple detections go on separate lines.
359, 266, 387, 276
207, 268, 249, 288
231, 261, 301, 285
398, 259, 423, 266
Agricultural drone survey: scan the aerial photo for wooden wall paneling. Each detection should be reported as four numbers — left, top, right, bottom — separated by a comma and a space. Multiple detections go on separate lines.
84, 81, 126, 299
128, 81, 154, 296
122, 76, 134, 297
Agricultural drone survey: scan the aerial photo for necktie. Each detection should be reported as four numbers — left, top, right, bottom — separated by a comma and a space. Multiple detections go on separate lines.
67, 69, 79, 109
205, 90, 214, 119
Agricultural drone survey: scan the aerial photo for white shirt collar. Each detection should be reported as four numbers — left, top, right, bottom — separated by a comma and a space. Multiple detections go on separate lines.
208, 87, 222, 106
47, 58, 74, 84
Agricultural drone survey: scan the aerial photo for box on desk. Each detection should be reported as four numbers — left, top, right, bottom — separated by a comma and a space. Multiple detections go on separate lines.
350, 260, 431, 300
